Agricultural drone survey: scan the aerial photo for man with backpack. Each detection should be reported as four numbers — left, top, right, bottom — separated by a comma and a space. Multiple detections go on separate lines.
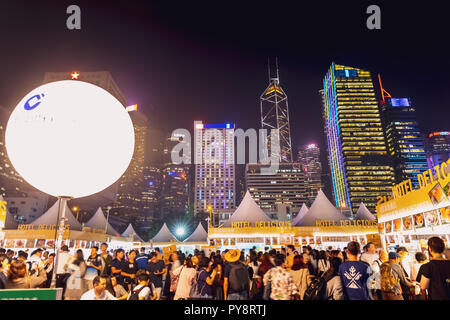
339, 241, 372, 300
388, 251, 415, 300
127, 271, 157, 300
223, 249, 250, 300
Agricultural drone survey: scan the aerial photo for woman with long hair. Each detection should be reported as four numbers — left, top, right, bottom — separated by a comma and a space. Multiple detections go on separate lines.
323, 257, 344, 300
211, 254, 224, 300
64, 249, 87, 300
289, 255, 311, 300
317, 250, 330, 276
173, 257, 198, 300
106, 275, 128, 300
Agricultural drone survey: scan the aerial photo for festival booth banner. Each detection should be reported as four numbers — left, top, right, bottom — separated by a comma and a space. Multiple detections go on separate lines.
402, 216, 413, 231
424, 210, 440, 227
162, 244, 177, 265
439, 206, 450, 224
0, 288, 63, 300
280, 234, 293, 245
393, 219, 402, 232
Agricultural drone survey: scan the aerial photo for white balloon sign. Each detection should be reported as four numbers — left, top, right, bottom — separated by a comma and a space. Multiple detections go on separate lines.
5, 80, 135, 198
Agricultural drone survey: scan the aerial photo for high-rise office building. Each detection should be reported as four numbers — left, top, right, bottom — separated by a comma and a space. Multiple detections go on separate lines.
245, 163, 307, 219
322, 63, 395, 215
194, 121, 235, 214
380, 95, 428, 187
297, 143, 323, 204
0, 105, 28, 198
424, 131, 450, 171
159, 133, 191, 217
141, 164, 161, 219
260, 61, 293, 163
113, 110, 148, 221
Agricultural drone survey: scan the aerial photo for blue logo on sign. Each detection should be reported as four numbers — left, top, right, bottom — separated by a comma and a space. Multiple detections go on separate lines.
24, 93, 45, 111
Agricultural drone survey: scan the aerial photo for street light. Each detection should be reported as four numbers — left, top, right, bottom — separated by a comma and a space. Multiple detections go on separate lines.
72, 206, 79, 221
207, 205, 213, 227
176, 227, 185, 237
105, 205, 112, 235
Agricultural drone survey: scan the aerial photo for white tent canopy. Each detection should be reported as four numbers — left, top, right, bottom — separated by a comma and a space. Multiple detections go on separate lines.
354, 202, 376, 221
222, 190, 271, 227
0, 195, 18, 229
151, 223, 178, 243
83, 207, 120, 236
292, 203, 309, 226
298, 189, 346, 226
122, 224, 145, 242
31, 199, 82, 231
183, 222, 208, 243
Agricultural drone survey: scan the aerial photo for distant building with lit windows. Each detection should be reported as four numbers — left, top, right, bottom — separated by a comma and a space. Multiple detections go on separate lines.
141, 165, 161, 218
245, 163, 307, 220
322, 63, 395, 215
380, 96, 428, 188
194, 121, 235, 215
424, 131, 450, 171
297, 143, 322, 204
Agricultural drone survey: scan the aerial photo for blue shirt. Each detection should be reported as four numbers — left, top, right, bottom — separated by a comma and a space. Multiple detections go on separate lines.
339, 261, 371, 300
136, 253, 149, 270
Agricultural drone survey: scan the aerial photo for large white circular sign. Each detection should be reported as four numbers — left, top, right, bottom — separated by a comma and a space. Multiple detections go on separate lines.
5, 80, 135, 198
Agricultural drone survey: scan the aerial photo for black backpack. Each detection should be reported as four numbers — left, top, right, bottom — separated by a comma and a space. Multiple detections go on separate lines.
128, 285, 151, 300
303, 276, 327, 300
229, 263, 250, 292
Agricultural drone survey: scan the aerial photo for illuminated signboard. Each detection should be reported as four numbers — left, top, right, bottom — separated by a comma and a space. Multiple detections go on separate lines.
201, 124, 235, 129
429, 131, 450, 138
390, 98, 410, 107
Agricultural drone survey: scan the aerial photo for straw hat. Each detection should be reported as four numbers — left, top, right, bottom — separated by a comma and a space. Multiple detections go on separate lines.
224, 249, 241, 263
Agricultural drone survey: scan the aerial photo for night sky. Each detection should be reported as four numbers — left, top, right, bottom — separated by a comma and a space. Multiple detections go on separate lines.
1, 0, 449, 156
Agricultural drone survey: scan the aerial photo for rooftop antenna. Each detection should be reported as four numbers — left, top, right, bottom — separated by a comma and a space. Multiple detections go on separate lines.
276, 56, 280, 83
378, 74, 392, 104
267, 57, 271, 81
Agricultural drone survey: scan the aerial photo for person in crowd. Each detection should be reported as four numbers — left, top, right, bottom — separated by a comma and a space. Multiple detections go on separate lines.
285, 245, 295, 270
126, 271, 157, 300
85, 246, 102, 290
173, 257, 197, 300
5, 260, 47, 289
360, 242, 379, 268
339, 241, 371, 300
0, 253, 10, 289
64, 249, 87, 300
211, 254, 224, 300
196, 256, 217, 299
248, 251, 261, 299
223, 249, 249, 300
263, 253, 297, 300
323, 257, 344, 300
42, 251, 49, 263
368, 249, 388, 300
121, 249, 138, 291
27, 248, 43, 275
389, 251, 415, 300
80, 276, 117, 300
289, 254, 310, 300
396, 246, 412, 278
110, 248, 125, 287
6, 250, 15, 263
136, 247, 149, 271
380, 253, 403, 300
317, 250, 330, 276
256, 253, 273, 300
164, 252, 181, 300
302, 252, 316, 278
410, 252, 427, 282
419, 237, 450, 300
154, 248, 163, 261
100, 243, 112, 277
147, 252, 166, 300
55, 245, 72, 296
42, 253, 55, 288
310, 249, 319, 275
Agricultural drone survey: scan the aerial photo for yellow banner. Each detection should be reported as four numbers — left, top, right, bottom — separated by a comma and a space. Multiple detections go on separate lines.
0, 201, 6, 229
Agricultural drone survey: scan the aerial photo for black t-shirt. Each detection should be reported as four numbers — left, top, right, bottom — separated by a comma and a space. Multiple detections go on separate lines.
419, 259, 450, 300
111, 258, 124, 285
147, 260, 165, 288
122, 259, 138, 284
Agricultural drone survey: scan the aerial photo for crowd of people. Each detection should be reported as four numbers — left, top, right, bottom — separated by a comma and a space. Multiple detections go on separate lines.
0, 236, 449, 300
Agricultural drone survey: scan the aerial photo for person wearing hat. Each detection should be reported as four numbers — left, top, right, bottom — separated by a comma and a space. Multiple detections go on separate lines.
223, 249, 250, 300
388, 251, 415, 300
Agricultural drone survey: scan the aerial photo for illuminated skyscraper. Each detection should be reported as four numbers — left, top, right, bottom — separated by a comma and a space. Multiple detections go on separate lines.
380, 92, 428, 188
113, 110, 148, 220
322, 63, 395, 215
424, 131, 450, 171
297, 143, 322, 203
141, 164, 161, 219
194, 121, 235, 214
260, 60, 293, 163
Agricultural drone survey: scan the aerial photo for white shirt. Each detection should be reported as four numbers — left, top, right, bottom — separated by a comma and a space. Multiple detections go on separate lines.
128, 284, 151, 300
80, 289, 117, 300
360, 252, 379, 268
56, 252, 72, 274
